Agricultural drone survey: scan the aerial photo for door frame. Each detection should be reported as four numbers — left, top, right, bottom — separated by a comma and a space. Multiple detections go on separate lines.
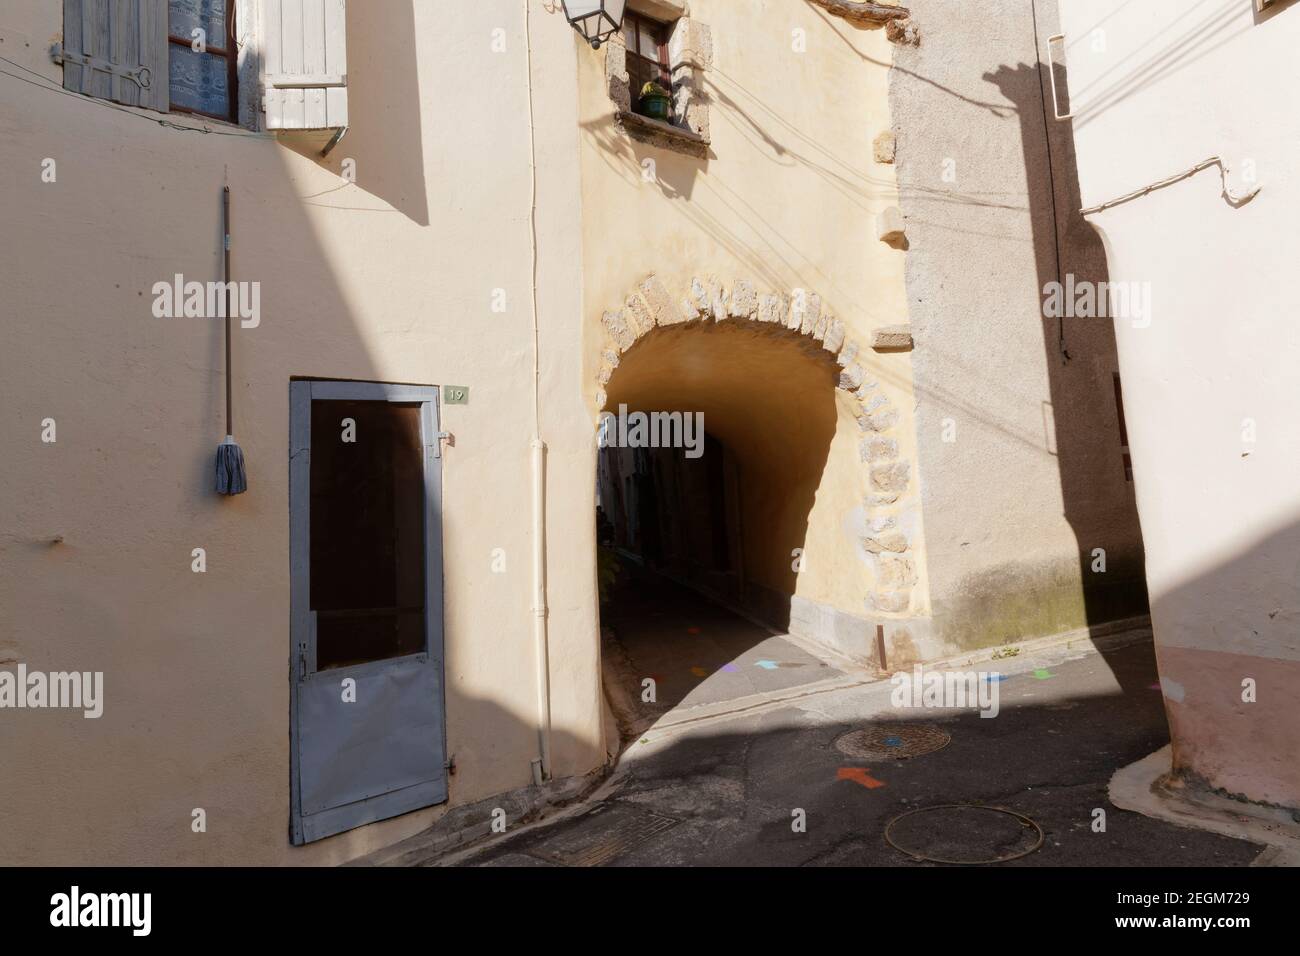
288, 380, 447, 845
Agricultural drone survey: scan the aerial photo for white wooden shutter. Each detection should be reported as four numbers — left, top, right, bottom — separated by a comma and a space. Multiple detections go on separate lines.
56, 0, 169, 113
262, 0, 348, 130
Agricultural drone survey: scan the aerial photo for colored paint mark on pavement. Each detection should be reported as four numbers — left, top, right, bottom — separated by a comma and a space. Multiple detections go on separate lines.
1032, 669, 1054, 680
720, 663, 739, 673
690, 666, 709, 678
755, 660, 779, 670
837, 767, 886, 789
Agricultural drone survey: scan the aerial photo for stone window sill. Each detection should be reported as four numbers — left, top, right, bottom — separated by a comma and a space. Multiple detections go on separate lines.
616, 110, 709, 158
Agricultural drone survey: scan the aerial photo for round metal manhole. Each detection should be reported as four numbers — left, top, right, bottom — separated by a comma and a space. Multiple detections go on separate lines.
885, 805, 1044, 864
833, 723, 951, 760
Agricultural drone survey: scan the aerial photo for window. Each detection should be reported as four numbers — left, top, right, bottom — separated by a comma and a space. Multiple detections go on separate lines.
621, 11, 673, 121
59, 0, 348, 132
168, 0, 238, 122
57, 0, 238, 123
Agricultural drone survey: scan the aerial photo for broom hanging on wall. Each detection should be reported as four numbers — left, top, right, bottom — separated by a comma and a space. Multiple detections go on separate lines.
215, 183, 248, 495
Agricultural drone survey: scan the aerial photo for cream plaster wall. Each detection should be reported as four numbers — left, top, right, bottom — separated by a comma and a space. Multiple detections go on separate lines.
576, 0, 930, 643
1059, 0, 1300, 807
0, 0, 603, 864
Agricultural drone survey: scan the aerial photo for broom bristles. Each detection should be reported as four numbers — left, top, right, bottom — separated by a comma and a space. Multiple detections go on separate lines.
215, 437, 248, 496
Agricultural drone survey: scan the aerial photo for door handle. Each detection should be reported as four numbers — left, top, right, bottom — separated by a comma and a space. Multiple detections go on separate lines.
300, 611, 317, 679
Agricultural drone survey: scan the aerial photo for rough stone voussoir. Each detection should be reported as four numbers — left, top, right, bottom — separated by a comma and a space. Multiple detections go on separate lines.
838, 363, 865, 392
799, 292, 822, 336
837, 340, 860, 368
813, 309, 833, 342
602, 309, 636, 351
625, 293, 656, 337
728, 279, 759, 320
823, 319, 845, 355
640, 274, 690, 327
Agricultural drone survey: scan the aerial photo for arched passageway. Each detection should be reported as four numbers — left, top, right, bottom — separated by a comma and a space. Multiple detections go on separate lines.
593, 275, 921, 736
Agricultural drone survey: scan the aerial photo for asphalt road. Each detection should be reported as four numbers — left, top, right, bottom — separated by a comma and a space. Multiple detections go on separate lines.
458, 578, 1262, 867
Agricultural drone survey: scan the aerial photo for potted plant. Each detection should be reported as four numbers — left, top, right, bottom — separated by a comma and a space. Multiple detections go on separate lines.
638, 81, 673, 122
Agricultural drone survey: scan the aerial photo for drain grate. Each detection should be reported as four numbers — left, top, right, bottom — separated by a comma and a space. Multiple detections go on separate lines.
523, 802, 680, 867
884, 804, 1044, 864
834, 723, 951, 760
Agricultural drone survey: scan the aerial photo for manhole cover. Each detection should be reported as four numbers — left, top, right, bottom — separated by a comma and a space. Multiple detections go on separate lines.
523, 803, 680, 867
884, 805, 1044, 864
834, 723, 951, 760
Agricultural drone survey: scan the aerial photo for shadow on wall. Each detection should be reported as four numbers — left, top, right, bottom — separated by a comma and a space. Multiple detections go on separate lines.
978, 40, 1149, 688
283, 0, 430, 224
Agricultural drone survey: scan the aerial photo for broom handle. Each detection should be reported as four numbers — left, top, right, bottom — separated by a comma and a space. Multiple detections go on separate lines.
223, 186, 232, 438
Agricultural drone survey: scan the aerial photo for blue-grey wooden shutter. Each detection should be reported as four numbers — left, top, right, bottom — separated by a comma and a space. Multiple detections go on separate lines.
57, 0, 170, 112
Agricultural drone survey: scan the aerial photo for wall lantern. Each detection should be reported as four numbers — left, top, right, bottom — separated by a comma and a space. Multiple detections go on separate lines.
562, 0, 628, 49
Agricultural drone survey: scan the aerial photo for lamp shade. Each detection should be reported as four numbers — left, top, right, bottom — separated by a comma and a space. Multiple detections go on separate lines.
562, 0, 628, 49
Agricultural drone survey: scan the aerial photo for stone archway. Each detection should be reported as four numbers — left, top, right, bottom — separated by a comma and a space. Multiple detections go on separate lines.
595, 274, 919, 620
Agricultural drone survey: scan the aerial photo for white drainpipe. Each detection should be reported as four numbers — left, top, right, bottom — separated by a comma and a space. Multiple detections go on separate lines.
524, 0, 553, 786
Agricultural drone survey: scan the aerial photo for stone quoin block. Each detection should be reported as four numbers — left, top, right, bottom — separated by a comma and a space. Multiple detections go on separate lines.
872, 325, 914, 351
877, 556, 918, 589
859, 436, 898, 462
877, 206, 907, 246
871, 460, 911, 493
861, 392, 890, 414
873, 130, 897, 164
886, 18, 920, 45
864, 408, 901, 432
870, 590, 912, 613
863, 530, 910, 554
